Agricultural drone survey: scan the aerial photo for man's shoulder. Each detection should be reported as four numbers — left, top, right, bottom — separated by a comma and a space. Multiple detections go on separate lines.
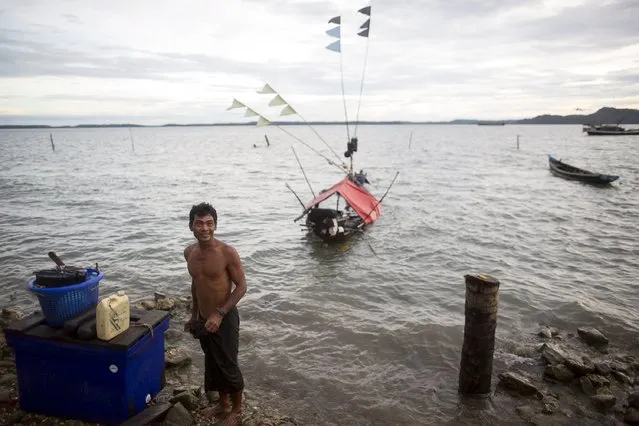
184, 243, 197, 257
218, 240, 239, 256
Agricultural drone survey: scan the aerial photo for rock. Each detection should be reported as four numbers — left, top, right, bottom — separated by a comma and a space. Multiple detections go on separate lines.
498, 372, 539, 396
594, 362, 611, 376
156, 298, 177, 311
538, 327, 553, 339
625, 408, 639, 425
6, 410, 24, 424
0, 373, 16, 386
206, 391, 219, 403
541, 395, 560, 414
580, 376, 596, 396
564, 356, 595, 377
629, 390, 639, 409
590, 394, 616, 412
0, 388, 12, 403
548, 327, 560, 336
577, 327, 609, 347
140, 300, 156, 310
165, 329, 182, 341
515, 405, 534, 419
154, 292, 167, 301
610, 361, 634, 377
163, 402, 194, 426
165, 348, 192, 369
544, 364, 575, 383
169, 391, 199, 411
541, 344, 568, 365
611, 370, 633, 385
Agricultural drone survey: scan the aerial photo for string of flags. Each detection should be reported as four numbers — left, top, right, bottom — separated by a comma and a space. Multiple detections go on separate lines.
226, 83, 300, 127
325, 5, 371, 53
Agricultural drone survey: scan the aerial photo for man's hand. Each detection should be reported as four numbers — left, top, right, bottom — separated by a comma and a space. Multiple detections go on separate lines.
184, 316, 197, 333
204, 311, 223, 333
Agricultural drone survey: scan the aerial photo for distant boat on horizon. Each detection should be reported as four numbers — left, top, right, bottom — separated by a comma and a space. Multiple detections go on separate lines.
477, 120, 506, 126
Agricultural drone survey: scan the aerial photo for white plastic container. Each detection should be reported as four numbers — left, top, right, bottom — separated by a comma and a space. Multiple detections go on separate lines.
96, 290, 130, 341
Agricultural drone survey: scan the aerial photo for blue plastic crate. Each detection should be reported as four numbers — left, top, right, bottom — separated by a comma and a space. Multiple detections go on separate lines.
28, 268, 103, 327
5, 311, 169, 425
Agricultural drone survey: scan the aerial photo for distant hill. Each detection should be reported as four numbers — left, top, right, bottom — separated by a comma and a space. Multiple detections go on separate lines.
515, 107, 639, 125
2, 107, 638, 128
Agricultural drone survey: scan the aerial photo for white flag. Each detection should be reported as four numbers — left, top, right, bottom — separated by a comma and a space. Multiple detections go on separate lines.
257, 116, 271, 127
280, 105, 297, 116
226, 98, 245, 110
244, 107, 259, 117
269, 95, 287, 107
257, 84, 276, 94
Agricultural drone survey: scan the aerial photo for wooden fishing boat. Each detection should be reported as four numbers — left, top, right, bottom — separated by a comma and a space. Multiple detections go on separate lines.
583, 123, 639, 135
226, 5, 399, 244
294, 174, 381, 243
548, 155, 619, 185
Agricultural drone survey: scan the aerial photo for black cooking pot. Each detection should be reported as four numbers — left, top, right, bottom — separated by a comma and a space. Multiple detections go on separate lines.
33, 267, 87, 288
32, 251, 90, 289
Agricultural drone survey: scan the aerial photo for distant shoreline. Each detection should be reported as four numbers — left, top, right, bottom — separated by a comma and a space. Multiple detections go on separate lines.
2, 122, 637, 130
2, 106, 638, 129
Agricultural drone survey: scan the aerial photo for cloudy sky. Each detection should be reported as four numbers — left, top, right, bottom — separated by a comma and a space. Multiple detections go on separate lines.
1, 0, 638, 125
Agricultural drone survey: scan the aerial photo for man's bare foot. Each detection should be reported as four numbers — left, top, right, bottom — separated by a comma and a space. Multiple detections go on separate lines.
218, 411, 242, 426
201, 404, 232, 419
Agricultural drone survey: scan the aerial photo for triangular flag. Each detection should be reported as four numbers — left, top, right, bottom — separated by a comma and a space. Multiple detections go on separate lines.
360, 19, 370, 29
326, 40, 341, 52
244, 107, 259, 117
268, 95, 287, 107
326, 26, 340, 38
257, 83, 276, 94
357, 28, 369, 38
280, 105, 297, 116
328, 16, 340, 24
226, 98, 245, 110
358, 6, 371, 16
257, 116, 271, 127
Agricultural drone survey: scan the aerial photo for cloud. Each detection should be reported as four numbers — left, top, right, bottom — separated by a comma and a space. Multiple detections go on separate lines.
0, 0, 638, 125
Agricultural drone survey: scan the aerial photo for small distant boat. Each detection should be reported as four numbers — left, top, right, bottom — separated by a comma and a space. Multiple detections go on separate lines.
583, 123, 639, 136
548, 155, 619, 185
477, 121, 505, 126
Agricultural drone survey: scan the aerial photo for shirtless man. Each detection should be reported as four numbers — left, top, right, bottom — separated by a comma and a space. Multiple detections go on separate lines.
183, 202, 247, 425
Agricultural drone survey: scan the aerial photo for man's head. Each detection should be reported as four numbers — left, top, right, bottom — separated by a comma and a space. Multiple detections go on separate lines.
189, 202, 217, 242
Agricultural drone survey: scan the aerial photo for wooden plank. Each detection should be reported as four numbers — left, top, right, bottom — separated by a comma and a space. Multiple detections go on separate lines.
118, 402, 172, 426
2, 312, 45, 334
20, 310, 170, 350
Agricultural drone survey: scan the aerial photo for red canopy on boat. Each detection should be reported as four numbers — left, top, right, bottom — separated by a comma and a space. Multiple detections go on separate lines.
304, 177, 381, 225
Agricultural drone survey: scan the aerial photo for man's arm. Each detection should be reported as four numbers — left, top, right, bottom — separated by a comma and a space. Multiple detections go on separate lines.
184, 246, 198, 320
220, 246, 247, 313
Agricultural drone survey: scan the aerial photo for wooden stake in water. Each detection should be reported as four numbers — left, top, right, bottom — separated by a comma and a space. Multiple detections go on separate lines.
408, 130, 413, 150
129, 127, 135, 153
50, 133, 55, 152
265, 134, 270, 147
458, 274, 500, 397
516, 135, 520, 150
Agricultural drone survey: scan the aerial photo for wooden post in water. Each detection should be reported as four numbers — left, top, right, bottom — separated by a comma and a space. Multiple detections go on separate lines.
458, 274, 500, 397
516, 135, 520, 150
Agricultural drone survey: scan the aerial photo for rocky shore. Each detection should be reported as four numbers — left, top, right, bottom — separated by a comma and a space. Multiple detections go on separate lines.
0, 294, 298, 426
0, 294, 637, 425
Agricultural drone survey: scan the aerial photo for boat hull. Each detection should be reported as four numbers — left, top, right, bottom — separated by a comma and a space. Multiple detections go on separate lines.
548, 155, 619, 185
586, 129, 639, 136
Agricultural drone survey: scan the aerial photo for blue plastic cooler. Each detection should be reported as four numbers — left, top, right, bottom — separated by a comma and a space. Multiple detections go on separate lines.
4, 309, 169, 424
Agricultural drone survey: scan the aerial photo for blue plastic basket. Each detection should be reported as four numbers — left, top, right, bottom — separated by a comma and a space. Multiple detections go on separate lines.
28, 268, 104, 328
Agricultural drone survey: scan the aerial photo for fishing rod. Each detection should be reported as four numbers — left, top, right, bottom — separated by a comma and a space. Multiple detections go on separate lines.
357, 170, 400, 228
291, 145, 316, 198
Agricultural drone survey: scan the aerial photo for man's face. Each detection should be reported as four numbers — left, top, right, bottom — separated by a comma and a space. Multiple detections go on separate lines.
191, 214, 216, 242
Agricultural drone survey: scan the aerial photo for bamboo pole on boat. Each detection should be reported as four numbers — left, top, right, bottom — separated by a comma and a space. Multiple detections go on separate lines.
357, 171, 400, 227
291, 146, 316, 198
458, 274, 500, 397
